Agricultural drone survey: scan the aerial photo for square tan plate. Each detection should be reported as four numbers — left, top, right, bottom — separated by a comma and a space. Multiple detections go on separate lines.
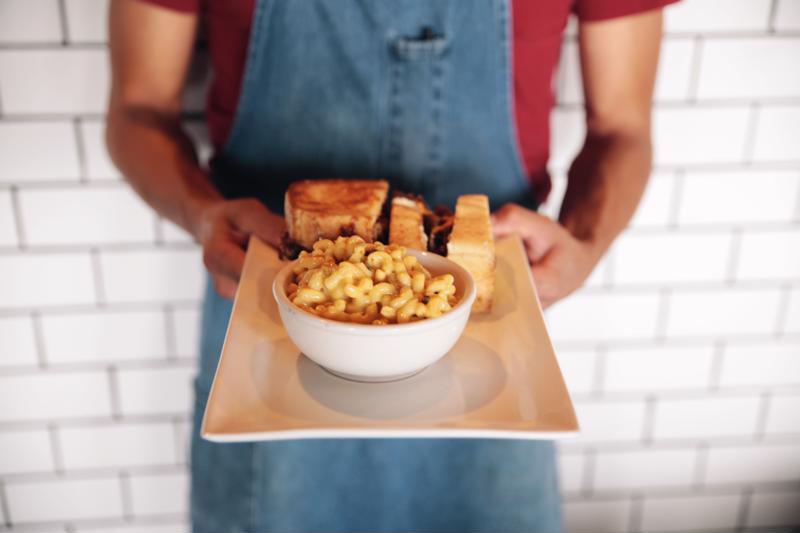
202, 235, 578, 441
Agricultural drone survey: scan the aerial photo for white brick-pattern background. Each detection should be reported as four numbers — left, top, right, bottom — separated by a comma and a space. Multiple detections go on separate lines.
0, 0, 798, 531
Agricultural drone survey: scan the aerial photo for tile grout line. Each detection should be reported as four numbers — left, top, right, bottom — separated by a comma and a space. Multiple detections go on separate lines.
9, 186, 27, 250
581, 447, 597, 497
48, 423, 65, 474
90, 248, 107, 308
654, 288, 671, 342
767, 0, 779, 33
0, 358, 196, 377
741, 103, 761, 165
0, 481, 10, 528
107, 366, 122, 421
592, 347, 606, 397
736, 486, 754, 531
708, 340, 726, 392
642, 395, 658, 446
172, 417, 185, 465
773, 283, 793, 337
754, 391, 772, 442
725, 228, 744, 285
5, 514, 188, 532
628, 493, 644, 533
31, 311, 48, 369
686, 36, 704, 102
119, 470, 134, 521
692, 442, 709, 489
73, 118, 89, 183
0, 464, 188, 484
667, 169, 685, 229
154, 218, 166, 246
164, 305, 178, 360
57, 0, 70, 45
794, 169, 800, 221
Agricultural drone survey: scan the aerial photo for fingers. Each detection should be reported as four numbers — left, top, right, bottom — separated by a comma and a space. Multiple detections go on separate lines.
491, 203, 564, 263
531, 263, 559, 309
229, 199, 285, 249
211, 273, 238, 300
202, 233, 246, 282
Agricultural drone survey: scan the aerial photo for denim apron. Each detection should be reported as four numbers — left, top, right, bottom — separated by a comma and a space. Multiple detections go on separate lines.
192, 1, 561, 531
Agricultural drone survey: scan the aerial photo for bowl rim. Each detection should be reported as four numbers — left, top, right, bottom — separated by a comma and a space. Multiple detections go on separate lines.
272, 249, 477, 335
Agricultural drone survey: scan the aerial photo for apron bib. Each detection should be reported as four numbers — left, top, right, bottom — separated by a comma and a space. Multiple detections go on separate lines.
192, 1, 559, 531
211, 0, 535, 213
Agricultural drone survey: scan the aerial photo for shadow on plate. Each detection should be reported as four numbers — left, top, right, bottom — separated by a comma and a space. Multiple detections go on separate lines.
297, 336, 507, 421
249, 336, 507, 423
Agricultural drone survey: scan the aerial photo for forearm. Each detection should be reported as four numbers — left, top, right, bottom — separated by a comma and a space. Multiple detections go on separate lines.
559, 129, 652, 262
106, 103, 221, 240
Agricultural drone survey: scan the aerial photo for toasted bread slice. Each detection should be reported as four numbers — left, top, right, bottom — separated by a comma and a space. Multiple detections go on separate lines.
389, 196, 428, 251
284, 180, 389, 250
446, 194, 495, 313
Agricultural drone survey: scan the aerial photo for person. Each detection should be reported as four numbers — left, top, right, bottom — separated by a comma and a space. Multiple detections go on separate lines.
106, 0, 674, 530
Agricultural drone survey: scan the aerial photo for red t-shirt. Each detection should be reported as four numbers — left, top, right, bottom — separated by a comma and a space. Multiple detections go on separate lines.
142, 0, 673, 202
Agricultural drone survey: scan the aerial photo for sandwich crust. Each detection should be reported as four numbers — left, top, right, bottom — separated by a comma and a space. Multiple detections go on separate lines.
447, 194, 495, 312
285, 180, 389, 250
389, 196, 428, 251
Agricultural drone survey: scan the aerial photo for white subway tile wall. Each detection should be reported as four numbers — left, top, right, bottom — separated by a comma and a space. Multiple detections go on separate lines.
41, 310, 169, 364
0, 1, 61, 44
18, 186, 157, 245
640, 493, 742, 532
0, 122, 81, 182
0, 189, 17, 246
676, 170, 800, 226
0, 431, 54, 474
59, 423, 177, 470
6, 478, 124, 523
653, 396, 762, 439
593, 449, 697, 490
558, 453, 585, 494
747, 490, 800, 528
0, 50, 110, 114
705, 444, 800, 484
0, 1, 797, 532
774, 0, 800, 31
664, 0, 773, 32
64, 0, 110, 43
0, 372, 112, 422
128, 471, 188, 516
764, 394, 800, 434
0, 316, 38, 367
751, 105, 800, 162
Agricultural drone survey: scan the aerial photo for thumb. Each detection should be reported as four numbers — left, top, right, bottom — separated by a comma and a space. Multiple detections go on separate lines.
230, 199, 285, 249
531, 261, 558, 309
491, 203, 560, 262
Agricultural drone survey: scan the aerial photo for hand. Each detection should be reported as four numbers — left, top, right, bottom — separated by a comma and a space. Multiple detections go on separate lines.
194, 198, 285, 299
491, 203, 601, 309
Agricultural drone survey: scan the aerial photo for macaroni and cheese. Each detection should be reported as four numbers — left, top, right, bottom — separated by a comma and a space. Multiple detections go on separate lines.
287, 236, 458, 324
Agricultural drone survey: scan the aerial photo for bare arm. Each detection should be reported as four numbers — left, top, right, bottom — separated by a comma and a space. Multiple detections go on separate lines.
493, 9, 662, 308
560, 9, 661, 253
106, 0, 282, 298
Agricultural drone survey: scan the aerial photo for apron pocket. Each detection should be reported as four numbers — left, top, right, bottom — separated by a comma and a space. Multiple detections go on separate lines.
391, 30, 449, 61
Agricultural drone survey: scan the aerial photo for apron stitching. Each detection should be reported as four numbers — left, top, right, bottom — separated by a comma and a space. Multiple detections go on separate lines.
498, 0, 532, 197
425, 62, 445, 183
220, 0, 274, 155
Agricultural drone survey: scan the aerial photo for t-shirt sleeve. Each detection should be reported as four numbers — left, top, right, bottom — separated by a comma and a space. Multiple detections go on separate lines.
574, 0, 680, 22
134, 0, 199, 13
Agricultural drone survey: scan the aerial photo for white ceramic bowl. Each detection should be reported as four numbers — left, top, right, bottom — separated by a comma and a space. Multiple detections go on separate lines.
272, 250, 476, 382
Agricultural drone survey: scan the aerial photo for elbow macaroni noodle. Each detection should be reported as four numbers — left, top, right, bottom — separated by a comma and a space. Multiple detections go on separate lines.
287, 236, 458, 324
